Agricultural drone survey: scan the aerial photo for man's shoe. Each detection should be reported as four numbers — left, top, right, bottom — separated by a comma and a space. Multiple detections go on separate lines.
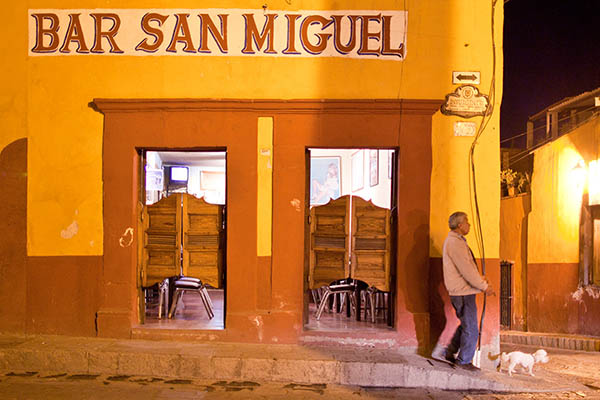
456, 363, 480, 372
444, 353, 456, 364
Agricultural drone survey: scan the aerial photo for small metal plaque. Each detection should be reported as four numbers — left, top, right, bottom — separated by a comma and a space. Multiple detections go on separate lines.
441, 85, 490, 118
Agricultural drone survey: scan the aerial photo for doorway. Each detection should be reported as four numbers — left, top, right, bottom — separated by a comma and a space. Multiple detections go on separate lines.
138, 150, 227, 330
305, 148, 397, 332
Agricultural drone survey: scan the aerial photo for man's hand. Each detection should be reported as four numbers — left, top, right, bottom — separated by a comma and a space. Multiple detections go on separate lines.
484, 285, 496, 296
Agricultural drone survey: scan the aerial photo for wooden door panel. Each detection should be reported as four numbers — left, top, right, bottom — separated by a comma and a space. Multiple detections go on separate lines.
309, 196, 350, 289
182, 194, 224, 288
141, 194, 181, 287
351, 197, 391, 291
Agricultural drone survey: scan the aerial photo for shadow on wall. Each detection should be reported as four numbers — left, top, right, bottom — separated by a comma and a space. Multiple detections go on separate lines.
398, 210, 433, 355
0, 138, 102, 337
0, 138, 27, 332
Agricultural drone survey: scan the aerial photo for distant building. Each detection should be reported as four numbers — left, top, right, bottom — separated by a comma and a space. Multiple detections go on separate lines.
501, 87, 600, 335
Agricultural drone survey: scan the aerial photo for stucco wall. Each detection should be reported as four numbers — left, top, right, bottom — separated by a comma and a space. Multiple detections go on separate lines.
0, 0, 503, 342
500, 194, 530, 331
0, 0, 503, 259
527, 116, 600, 335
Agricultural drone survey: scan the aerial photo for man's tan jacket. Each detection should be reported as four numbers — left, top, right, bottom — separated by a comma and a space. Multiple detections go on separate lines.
442, 230, 488, 296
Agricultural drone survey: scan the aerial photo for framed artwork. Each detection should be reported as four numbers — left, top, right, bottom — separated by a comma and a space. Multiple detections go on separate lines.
145, 168, 163, 191
351, 150, 364, 192
310, 157, 341, 205
370, 149, 379, 187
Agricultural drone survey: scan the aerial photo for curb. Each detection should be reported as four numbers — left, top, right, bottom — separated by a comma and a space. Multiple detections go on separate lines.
0, 334, 588, 393
0, 346, 508, 391
501, 332, 600, 352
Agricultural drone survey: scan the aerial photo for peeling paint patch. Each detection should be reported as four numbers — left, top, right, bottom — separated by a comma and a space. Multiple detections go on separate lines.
60, 220, 79, 239
572, 287, 583, 301
290, 198, 301, 212
586, 286, 600, 299
572, 286, 600, 301
250, 316, 264, 341
119, 227, 134, 247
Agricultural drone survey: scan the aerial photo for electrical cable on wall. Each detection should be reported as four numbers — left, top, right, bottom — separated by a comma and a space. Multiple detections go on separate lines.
469, 0, 498, 366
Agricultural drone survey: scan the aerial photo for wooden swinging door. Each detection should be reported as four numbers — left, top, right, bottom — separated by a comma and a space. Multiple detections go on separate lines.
182, 194, 225, 288
308, 195, 392, 290
308, 196, 350, 289
350, 197, 391, 292
140, 194, 182, 288
140, 194, 224, 289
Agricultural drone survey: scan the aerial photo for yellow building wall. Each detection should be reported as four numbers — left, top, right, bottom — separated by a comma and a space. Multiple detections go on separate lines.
529, 117, 600, 263
0, 0, 502, 257
500, 195, 530, 330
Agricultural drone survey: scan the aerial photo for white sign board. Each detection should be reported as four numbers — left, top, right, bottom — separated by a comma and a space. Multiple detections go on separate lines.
452, 71, 480, 85
28, 9, 407, 60
454, 121, 477, 137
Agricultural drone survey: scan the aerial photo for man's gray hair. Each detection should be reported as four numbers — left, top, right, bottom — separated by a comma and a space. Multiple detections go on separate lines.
448, 211, 467, 230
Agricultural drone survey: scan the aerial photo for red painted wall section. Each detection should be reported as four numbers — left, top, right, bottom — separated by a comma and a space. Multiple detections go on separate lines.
574, 287, 600, 336
273, 104, 437, 349
0, 139, 27, 333
96, 99, 441, 347
26, 256, 101, 336
429, 257, 500, 350
528, 263, 600, 335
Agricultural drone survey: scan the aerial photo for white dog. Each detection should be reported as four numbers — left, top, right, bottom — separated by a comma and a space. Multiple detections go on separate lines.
500, 349, 549, 376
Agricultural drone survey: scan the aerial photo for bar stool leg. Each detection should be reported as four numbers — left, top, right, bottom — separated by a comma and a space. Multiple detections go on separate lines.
315, 289, 332, 320
201, 286, 214, 309
168, 289, 182, 319
198, 288, 215, 319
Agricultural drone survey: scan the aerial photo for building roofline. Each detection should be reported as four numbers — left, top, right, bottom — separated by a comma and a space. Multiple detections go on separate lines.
528, 87, 600, 121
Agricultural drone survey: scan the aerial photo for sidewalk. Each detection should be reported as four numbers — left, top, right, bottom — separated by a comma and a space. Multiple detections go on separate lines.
0, 333, 591, 394
501, 330, 600, 352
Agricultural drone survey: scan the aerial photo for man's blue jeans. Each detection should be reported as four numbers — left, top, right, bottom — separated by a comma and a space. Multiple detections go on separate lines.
447, 294, 479, 365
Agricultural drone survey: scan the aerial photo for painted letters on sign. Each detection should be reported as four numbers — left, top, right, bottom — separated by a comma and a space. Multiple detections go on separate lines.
28, 9, 407, 60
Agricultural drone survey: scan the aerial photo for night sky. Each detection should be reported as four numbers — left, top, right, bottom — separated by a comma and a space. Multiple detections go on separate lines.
501, 0, 600, 147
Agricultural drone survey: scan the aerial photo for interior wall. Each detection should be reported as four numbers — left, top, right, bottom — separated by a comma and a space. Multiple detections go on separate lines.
310, 148, 392, 209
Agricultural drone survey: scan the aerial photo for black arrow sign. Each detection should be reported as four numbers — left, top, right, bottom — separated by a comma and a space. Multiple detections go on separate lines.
456, 74, 478, 81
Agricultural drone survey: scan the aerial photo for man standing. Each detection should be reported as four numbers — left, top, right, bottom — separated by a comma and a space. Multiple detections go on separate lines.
442, 211, 495, 371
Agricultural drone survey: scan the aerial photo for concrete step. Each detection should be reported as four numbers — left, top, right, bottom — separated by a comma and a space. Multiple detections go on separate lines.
501, 330, 600, 352
0, 334, 587, 393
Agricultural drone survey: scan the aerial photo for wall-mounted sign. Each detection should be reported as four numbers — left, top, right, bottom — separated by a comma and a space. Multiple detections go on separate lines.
454, 121, 477, 137
452, 71, 480, 85
441, 85, 490, 118
28, 9, 407, 60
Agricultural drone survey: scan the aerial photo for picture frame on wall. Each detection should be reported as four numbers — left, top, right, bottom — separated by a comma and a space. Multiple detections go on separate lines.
351, 150, 364, 192
370, 149, 379, 187
310, 156, 341, 205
